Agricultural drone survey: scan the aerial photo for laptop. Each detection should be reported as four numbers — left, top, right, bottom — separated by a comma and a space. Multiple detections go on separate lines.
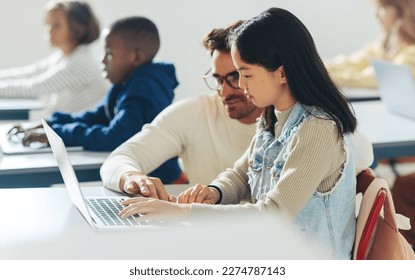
372, 59, 415, 120
0, 123, 83, 155
42, 119, 142, 231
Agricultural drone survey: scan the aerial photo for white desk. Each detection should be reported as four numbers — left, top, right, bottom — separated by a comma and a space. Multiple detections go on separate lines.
0, 150, 108, 187
0, 186, 319, 260
0, 123, 108, 187
0, 99, 44, 120
353, 100, 415, 164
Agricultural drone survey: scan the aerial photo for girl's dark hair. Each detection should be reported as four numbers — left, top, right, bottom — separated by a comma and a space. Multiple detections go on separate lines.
229, 8, 356, 137
47, 1, 100, 45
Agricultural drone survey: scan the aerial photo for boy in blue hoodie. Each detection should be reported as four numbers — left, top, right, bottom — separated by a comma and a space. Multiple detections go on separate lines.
9, 16, 184, 184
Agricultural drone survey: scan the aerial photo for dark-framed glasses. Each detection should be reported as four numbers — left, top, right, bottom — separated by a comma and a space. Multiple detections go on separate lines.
203, 69, 240, 90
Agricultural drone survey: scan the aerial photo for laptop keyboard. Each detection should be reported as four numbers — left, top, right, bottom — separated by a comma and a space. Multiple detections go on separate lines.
86, 198, 141, 226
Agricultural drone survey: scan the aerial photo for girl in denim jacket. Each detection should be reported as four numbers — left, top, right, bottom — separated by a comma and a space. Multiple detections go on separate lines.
119, 8, 362, 259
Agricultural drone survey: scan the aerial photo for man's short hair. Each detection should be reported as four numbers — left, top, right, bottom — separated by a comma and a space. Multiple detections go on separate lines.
109, 16, 160, 61
202, 20, 244, 56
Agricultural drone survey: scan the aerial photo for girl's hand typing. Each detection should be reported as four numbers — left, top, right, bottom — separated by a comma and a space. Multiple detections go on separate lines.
177, 184, 219, 204
119, 197, 190, 222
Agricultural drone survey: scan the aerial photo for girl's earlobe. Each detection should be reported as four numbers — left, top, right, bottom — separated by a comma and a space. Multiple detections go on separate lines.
279, 67, 287, 83
280, 67, 286, 78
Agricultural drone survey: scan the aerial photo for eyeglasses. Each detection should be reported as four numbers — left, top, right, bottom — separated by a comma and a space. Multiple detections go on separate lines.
203, 69, 240, 90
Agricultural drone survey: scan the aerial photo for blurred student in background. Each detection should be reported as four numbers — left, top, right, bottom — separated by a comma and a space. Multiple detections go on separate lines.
8, 16, 184, 184
327, 0, 415, 88
0, 0, 109, 118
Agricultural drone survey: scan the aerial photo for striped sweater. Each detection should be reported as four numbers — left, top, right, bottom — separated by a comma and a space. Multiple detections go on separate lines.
0, 45, 109, 119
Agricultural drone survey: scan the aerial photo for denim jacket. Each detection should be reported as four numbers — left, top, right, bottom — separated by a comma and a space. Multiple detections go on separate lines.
247, 103, 356, 259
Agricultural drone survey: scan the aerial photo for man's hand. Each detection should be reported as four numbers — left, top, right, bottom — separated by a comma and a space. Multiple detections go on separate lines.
120, 171, 174, 201
177, 184, 219, 204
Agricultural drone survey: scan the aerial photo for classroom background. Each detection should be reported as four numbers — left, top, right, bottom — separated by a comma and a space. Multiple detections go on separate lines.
0, 0, 378, 101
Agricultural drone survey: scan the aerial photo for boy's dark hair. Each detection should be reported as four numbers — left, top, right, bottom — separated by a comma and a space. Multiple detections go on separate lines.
202, 20, 244, 56
109, 16, 160, 62
47, 1, 100, 45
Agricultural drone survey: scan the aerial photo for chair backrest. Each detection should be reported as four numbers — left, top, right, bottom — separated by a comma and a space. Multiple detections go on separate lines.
355, 187, 386, 259
354, 169, 415, 260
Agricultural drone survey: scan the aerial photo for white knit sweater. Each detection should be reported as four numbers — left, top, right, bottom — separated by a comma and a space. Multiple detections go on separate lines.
101, 94, 257, 189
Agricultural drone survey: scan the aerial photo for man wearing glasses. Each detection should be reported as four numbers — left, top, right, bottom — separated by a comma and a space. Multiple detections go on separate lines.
100, 21, 263, 198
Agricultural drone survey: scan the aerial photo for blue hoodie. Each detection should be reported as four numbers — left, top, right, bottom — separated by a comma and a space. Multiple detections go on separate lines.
48, 62, 182, 183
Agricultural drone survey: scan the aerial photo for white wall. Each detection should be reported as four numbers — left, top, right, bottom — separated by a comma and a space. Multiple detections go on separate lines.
0, 0, 380, 101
